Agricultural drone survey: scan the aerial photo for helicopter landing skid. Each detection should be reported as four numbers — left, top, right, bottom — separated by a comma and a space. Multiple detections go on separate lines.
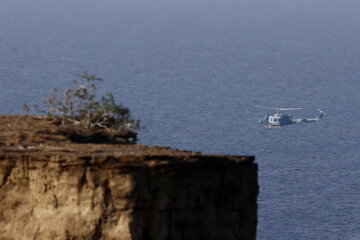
264, 125, 282, 128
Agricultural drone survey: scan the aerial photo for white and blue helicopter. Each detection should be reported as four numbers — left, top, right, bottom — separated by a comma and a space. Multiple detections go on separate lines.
257, 106, 327, 128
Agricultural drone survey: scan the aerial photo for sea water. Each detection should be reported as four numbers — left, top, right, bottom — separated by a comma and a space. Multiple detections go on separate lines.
1, 0, 360, 239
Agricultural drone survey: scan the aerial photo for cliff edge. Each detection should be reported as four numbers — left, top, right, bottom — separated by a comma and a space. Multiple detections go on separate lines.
0, 115, 258, 240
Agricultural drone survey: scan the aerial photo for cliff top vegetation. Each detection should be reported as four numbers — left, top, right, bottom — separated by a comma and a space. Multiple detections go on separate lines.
23, 72, 141, 131
23, 73, 141, 142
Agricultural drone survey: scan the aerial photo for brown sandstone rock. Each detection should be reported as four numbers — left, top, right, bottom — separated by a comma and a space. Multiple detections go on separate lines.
0, 115, 258, 240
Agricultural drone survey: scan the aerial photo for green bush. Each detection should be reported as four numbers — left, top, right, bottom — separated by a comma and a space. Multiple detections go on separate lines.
24, 72, 141, 132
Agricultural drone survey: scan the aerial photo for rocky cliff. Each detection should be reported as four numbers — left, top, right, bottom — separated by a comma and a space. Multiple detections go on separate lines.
0, 115, 258, 240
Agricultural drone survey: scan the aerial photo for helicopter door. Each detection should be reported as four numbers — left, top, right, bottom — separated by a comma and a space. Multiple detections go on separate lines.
269, 117, 275, 125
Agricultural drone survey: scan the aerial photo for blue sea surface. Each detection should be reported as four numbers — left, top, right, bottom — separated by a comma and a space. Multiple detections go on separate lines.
1, 0, 360, 239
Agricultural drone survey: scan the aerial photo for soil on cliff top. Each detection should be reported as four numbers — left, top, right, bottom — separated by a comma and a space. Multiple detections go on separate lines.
0, 114, 254, 165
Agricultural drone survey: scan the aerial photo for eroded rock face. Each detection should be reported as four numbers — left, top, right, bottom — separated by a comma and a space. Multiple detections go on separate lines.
0, 115, 258, 240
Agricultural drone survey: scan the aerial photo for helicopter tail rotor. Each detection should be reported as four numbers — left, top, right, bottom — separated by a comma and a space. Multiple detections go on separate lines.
317, 109, 327, 117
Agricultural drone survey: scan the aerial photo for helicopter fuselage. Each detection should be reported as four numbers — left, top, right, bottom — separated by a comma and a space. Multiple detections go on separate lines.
268, 113, 293, 126
259, 113, 294, 127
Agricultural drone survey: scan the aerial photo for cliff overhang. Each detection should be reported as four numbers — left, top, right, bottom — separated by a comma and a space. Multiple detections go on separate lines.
0, 115, 258, 240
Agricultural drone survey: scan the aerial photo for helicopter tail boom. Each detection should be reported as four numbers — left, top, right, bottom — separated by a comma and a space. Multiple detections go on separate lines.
293, 109, 327, 123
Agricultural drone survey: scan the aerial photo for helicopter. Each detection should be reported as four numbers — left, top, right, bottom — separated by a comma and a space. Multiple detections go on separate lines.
257, 106, 327, 128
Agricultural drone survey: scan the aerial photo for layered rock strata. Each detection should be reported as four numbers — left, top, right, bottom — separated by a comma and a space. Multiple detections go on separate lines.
0, 115, 258, 240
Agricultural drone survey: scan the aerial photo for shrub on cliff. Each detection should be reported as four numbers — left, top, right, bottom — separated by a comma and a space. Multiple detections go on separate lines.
24, 73, 141, 132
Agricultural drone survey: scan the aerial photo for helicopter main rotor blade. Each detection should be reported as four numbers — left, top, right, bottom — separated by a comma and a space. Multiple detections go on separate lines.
255, 105, 277, 110
256, 105, 303, 111
276, 108, 303, 111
